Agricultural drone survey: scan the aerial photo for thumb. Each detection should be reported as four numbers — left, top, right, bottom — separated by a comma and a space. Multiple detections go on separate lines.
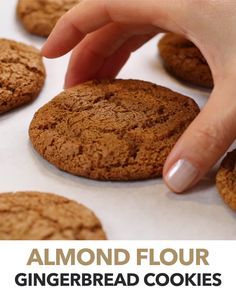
163, 81, 236, 193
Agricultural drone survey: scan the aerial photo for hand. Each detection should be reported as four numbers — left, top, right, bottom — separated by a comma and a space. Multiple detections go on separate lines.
42, 0, 236, 193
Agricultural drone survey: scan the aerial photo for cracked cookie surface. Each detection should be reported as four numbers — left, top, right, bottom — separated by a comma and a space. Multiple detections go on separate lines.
0, 192, 106, 240
17, 0, 81, 37
29, 79, 200, 180
216, 149, 236, 211
158, 33, 213, 88
0, 39, 45, 114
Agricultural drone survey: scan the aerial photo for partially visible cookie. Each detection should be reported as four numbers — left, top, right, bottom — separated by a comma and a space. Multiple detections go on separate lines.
29, 79, 200, 181
0, 39, 45, 114
0, 192, 107, 240
158, 33, 213, 88
17, 0, 81, 37
216, 149, 236, 211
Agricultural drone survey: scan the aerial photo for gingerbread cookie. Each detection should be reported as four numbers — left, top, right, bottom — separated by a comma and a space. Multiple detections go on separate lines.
0, 192, 106, 240
29, 79, 200, 180
158, 33, 213, 88
216, 149, 236, 211
17, 0, 81, 37
0, 39, 45, 114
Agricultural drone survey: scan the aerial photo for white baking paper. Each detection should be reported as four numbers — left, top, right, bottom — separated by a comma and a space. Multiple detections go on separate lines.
0, 0, 235, 239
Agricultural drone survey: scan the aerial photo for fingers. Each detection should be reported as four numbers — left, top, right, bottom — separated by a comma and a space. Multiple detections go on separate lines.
163, 81, 236, 193
64, 23, 154, 87
42, 0, 188, 58
41, 0, 111, 58
95, 34, 154, 80
65, 41, 130, 88
63, 23, 131, 87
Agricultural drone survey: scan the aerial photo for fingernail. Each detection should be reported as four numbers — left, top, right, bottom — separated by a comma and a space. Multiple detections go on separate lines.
165, 159, 199, 193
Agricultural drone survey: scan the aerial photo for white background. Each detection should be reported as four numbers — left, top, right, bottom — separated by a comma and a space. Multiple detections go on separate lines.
0, 241, 235, 294
0, 0, 235, 240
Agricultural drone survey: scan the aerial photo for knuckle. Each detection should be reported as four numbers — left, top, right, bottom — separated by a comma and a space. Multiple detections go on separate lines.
194, 124, 226, 154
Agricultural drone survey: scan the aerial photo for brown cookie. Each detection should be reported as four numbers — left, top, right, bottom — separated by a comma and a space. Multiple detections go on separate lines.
0, 39, 45, 114
158, 33, 213, 88
29, 79, 200, 181
0, 192, 107, 240
216, 149, 236, 211
17, 0, 81, 37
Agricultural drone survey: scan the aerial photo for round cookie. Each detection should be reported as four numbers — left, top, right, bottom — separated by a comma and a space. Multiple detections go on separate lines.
17, 0, 81, 37
0, 39, 45, 114
216, 149, 236, 211
29, 79, 200, 181
158, 33, 213, 88
0, 192, 106, 240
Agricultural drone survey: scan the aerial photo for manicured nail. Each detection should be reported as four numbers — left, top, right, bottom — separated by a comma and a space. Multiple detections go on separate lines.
165, 159, 199, 193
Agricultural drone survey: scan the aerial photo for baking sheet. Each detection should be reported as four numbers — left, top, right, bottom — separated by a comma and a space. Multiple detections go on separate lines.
0, 0, 235, 240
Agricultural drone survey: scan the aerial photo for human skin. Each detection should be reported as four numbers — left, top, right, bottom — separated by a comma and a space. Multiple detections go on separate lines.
41, 0, 236, 193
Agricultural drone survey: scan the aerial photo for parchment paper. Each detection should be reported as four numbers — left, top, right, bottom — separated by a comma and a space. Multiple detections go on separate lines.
0, 0, 235, 239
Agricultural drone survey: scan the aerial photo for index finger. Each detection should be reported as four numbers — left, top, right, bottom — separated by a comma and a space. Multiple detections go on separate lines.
41, 0, 111, 58
41, 0, 184, 58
